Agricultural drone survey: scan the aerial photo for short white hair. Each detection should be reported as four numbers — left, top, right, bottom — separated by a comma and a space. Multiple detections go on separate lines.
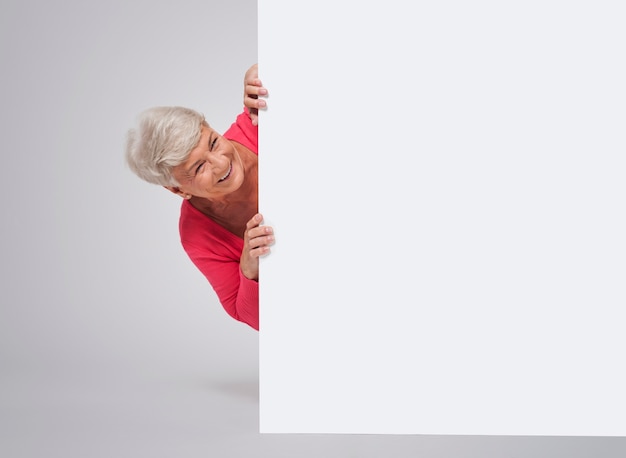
125, 106, 205, 186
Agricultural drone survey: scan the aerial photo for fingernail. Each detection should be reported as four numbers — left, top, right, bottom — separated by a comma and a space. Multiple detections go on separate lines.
258, 100, 266, 108
259, 88, 268, 95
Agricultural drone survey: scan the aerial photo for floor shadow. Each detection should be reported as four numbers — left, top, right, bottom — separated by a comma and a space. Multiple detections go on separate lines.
206, 378, 259, 403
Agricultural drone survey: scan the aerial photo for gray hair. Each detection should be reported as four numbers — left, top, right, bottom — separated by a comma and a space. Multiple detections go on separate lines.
125, 106, 205, 186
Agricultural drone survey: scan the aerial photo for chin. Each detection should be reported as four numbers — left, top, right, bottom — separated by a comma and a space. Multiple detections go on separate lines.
230, 174, 245, 192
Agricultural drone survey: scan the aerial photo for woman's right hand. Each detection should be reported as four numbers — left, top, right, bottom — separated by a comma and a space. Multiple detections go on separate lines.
240, 213, 274, 281
243, 63, 268, 126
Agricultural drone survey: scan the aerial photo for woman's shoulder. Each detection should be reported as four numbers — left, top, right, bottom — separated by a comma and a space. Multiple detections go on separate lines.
223, 108, 258, 155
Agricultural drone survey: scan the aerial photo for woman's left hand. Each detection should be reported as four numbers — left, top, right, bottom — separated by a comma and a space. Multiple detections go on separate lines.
240, 213, 274, 281
243, 63, 267, 126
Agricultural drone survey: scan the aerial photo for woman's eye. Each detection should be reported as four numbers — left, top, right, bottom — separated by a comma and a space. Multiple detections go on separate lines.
210, 137, 218, 150
196, 163, 205, 174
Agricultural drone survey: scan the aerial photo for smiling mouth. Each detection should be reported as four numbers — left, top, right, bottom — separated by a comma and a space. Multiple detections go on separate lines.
218, 162, 232, 182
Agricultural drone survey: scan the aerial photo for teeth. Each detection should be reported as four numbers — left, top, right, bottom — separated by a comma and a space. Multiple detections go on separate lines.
219, 162, 232, 182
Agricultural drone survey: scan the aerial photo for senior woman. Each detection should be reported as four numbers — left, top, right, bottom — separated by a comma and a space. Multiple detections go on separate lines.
125, 64, 271, 331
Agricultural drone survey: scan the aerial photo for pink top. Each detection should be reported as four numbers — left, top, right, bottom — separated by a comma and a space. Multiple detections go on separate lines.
178, 108, 259, 330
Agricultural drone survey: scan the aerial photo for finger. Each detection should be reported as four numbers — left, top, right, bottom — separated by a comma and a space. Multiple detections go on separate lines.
246, 78, 263, 87
246, 213, 264, 230
245, 230, 273, 248
248, 235, 274, 253
247, 224, 273, 240
246, 107, 259, 122
247, 233, 274, 249
245, 84, 268, 97
244, 98, 266, 110
246, 245, 271, 258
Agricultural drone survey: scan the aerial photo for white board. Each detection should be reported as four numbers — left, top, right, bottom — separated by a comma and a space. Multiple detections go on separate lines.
259, 0, 626, 435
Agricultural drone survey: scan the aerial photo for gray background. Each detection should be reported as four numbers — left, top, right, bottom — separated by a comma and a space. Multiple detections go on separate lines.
0, 0, 624, 456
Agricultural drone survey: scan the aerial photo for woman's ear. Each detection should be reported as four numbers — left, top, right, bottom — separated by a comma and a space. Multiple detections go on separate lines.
164, 186, 192, 199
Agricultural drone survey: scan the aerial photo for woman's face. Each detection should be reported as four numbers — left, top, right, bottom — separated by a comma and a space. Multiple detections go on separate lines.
171, 124, 245, 200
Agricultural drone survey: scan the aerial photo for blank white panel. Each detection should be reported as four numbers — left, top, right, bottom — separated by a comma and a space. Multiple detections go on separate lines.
259, 1, 626, 435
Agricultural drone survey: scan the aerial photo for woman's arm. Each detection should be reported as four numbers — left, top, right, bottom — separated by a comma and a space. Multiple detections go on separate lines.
183, 239, 260, 330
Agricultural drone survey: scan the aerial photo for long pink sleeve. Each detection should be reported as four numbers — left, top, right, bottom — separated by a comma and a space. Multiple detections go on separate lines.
180, 224, 259, 330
